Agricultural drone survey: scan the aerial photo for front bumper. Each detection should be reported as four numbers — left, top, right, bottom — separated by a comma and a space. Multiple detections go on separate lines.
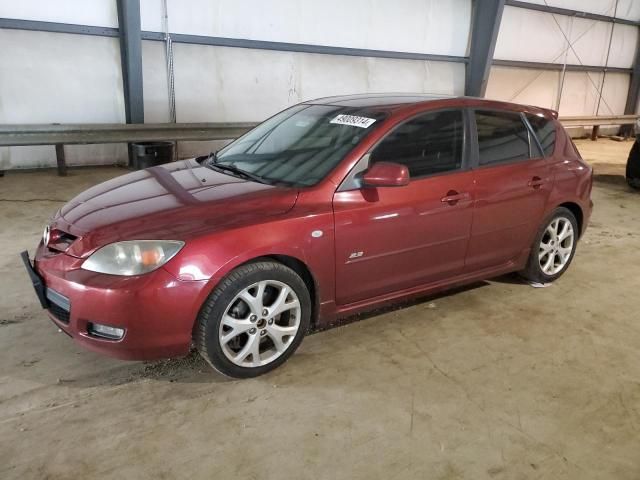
22, 244, 210, 361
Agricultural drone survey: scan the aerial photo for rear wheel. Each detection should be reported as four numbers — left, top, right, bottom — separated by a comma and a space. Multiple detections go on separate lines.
195, 261, 311, 378
520, 207, 578, 283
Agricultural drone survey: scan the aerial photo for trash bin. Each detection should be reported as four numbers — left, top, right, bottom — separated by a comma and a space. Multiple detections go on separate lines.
130, 141, 174, 170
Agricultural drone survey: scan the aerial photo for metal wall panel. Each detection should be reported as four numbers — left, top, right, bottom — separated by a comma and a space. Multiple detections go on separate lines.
0, 30, 125, 124
140, 0, 471, 57
0, 0, 118, 28
487, 67, 630, 116
558, 71, 630, 116
485, 66, 560, 108
141, 40, 171, 123
169, 43, 465, 124
495, 6, 638, 68
515, 0, 640, 22
0, 30, 127, 169
486, 66, 631, 135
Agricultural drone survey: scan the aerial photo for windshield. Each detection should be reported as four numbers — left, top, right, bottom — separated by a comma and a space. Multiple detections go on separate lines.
213, 104, 388, 186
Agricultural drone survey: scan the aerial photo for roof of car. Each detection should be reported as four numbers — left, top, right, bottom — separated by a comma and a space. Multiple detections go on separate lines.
303, 93, 453, 108
303, 93, 556, 118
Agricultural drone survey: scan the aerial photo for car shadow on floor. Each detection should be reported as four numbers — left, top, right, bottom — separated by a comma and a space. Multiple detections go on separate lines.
135, 351, 231, 384
311, 280, 492, 335
489, 272, 529, 285
593, 174, 640, 200
52, 352, 227, 388
593, 173, 628, 187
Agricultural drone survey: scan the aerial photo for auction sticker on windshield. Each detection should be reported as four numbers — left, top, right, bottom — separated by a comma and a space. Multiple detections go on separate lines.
330, 114, 376, 129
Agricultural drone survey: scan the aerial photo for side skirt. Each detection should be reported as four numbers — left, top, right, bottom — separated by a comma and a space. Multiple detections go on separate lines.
326, 250, 530, 324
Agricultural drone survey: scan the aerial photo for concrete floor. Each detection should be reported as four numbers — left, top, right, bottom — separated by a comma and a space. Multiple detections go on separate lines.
1, 139, 639, 479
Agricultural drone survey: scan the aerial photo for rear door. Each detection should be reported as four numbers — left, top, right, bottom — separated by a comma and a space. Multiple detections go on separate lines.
333, 109, 475, 305
464, 109, 553, 272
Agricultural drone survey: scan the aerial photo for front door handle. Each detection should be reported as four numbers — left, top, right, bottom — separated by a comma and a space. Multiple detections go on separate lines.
528, 176, 546, 189
441, 190, 469, 206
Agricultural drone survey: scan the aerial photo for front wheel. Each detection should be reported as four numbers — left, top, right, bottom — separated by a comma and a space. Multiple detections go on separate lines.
194, 261, 311, 378
520, 207, 579, 283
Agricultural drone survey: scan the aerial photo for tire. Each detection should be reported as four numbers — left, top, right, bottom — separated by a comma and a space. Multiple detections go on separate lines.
520, 207, 579, 284
194, 260, 311, 378
626, 140, 640, 190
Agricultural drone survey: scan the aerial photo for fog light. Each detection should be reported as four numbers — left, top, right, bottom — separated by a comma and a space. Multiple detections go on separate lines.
89, 323, 125, 340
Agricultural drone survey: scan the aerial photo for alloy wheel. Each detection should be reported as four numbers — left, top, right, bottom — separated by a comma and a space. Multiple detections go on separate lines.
538, 217, 575, 276
218, 280, 301, 367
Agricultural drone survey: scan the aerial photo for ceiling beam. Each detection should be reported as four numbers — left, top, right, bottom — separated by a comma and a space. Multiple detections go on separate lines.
493, 59, 632, 74
505, 0, 640, 26
0, 17, 118, 36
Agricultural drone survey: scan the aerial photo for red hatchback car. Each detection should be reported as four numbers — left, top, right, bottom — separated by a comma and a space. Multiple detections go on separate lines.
23, 94, 593, 378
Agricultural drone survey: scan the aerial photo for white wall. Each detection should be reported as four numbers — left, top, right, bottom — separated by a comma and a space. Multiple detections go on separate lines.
140, 0, 471, 57
486, 67, 560, 109
166, 45, 465, 123
487, 3, 638, 135
0, 0, 118, 27
140, 0, 469, 159
0, 30, 125, 124
0, 29, 127, 169
495, 6, 637, 68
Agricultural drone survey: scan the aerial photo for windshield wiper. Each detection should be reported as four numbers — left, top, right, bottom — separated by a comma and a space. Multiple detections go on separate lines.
207, 162, 269, 184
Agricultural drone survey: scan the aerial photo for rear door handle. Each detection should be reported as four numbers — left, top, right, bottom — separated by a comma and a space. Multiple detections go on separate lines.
441, 190, 470, 205
528, 176, 546, 189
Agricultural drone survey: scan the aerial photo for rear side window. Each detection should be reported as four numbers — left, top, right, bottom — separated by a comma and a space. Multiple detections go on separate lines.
370, 109, 464, 178
526, 114, 556, 156
475, 110, 530, 166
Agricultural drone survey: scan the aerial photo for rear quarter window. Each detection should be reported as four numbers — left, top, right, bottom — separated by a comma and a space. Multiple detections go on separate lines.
526, 114, 556, 156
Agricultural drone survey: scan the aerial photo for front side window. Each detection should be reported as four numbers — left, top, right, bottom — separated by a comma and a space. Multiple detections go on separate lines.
475, 110, 531, 166
370, 110, 464, 178
213, 104, 387, 186
527, 114, 556, 157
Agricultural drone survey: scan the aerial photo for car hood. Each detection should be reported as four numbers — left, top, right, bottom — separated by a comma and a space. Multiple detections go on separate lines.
53, 160, 299, 257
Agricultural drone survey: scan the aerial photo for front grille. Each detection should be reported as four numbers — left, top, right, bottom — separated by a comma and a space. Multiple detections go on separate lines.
46, 288, 71, 325
49, 303, 70, 324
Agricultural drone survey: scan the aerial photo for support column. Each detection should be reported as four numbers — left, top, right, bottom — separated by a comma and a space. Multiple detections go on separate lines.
55, 144, 67, 176
465, 0, 506, 97
116, 0, 144, 166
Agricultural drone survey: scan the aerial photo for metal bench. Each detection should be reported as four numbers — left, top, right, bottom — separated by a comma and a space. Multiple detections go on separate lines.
0, 123, 256, 176
558, 114, 639, 141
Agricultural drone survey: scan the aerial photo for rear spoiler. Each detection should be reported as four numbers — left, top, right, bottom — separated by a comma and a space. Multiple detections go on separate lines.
525, 105, 558, 119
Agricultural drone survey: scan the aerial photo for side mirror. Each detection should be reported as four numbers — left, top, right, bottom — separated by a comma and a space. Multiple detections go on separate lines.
362, 162, 410, 188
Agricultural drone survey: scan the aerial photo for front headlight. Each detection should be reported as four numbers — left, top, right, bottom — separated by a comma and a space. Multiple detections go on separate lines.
81, 240, 184, 276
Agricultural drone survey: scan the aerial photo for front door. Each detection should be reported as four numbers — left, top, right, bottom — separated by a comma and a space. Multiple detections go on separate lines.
333, 109, 475, 305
